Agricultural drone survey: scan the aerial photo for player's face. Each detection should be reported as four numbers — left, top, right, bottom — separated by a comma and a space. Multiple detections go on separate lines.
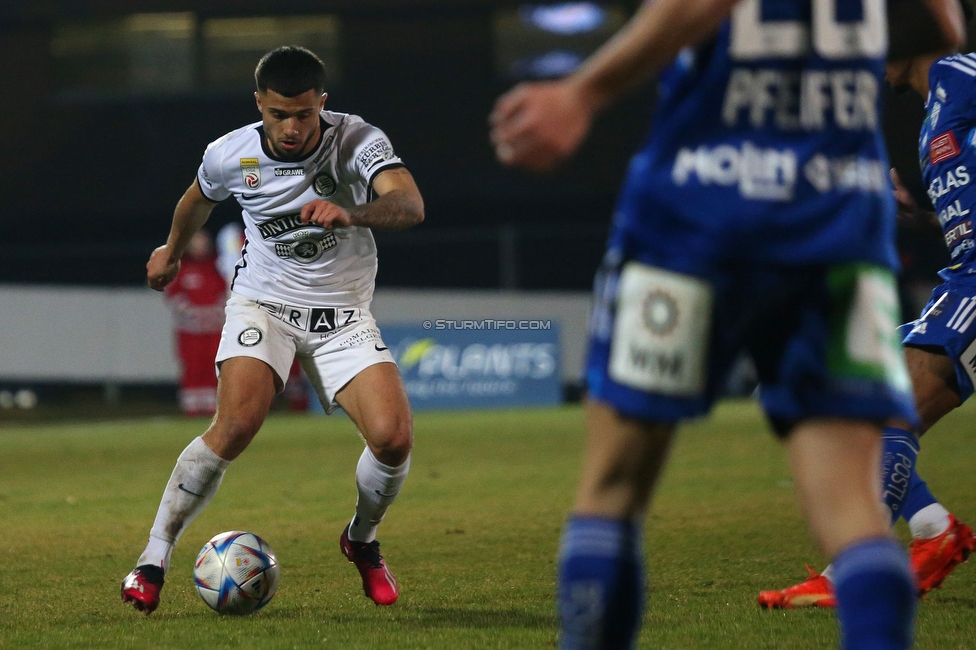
255, 89, 327, 160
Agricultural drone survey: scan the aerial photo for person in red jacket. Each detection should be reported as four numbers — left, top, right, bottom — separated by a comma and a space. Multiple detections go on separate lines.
164, 230, 226, 416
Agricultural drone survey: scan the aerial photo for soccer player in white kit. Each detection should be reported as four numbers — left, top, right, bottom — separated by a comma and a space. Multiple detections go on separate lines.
122, 46, 423, 613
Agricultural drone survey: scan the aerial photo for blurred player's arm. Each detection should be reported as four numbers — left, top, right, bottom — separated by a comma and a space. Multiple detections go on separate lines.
490, 0, 739, 171
491, 0, 968, 172
147, 178, 219, 291
300, 166, 424, 231
889, 0, 967, 61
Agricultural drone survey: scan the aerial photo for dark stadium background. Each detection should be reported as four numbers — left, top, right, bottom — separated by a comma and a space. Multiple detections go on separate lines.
0, 0, 965, 311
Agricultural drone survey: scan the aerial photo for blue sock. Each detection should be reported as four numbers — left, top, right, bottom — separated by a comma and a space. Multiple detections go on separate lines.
901, 466, 939, 523
880, 427, 920, 525
558, 516, 643, 650
833, 537, 915, 650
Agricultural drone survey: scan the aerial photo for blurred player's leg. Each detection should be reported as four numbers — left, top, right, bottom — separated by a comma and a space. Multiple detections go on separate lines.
334, 362, 412, 606
788, 422, 915, 649
558, 400, 676, 650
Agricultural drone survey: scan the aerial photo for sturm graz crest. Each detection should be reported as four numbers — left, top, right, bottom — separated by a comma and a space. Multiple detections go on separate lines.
313, 172, 336, 197
273, 232, 338, 263
293, 240, 320, 262
238, 327, 263, 347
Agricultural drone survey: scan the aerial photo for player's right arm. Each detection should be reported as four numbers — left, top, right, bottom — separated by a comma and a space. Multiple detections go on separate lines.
147, 178, 219, 292
489, 0, 740, 171
490, 0, 968, 172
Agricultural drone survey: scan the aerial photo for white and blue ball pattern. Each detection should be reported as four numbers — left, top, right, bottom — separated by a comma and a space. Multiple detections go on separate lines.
193, 531, 279, 615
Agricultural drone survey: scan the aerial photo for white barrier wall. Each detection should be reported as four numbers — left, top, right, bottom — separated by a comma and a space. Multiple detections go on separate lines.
0, 285, 591, 383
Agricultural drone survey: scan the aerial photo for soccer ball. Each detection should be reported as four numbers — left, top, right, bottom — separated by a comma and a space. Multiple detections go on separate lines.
193, 531, 279, 615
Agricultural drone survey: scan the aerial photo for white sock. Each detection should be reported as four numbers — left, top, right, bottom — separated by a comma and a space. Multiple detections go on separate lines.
137, 437, 231, 573
821, 564, 834, 583
908, 503, 952, 540
347, 449, 410, 543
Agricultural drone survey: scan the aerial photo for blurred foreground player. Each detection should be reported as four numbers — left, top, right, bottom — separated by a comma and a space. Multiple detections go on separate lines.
491, 0, 965, 648
759, 20, 976, 609
122, 46, 424, 613
164, 230, 225, 417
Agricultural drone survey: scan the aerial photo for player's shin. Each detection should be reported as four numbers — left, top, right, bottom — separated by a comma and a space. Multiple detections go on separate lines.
880, 427, 921, 525
137, 436, 231, 573
558, 516, 643, 650
347, 448, 410, 543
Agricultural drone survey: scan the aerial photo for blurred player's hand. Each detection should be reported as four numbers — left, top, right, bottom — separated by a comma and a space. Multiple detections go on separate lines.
301, 199, 352, 229
490, 81, 595, 172
890, 169, 918, 218
891, 168, 940, 231
146, 245, 181, 291
889, 167, 921, 221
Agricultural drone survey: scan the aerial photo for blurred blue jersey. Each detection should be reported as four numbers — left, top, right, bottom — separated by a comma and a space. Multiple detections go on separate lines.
920, 54, 976, 282
611, 0, 897, 273
588, 0, 916, 426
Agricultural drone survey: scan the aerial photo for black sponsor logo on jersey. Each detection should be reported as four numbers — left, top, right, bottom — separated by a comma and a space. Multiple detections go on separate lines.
274, 167, 305, 177
313, 172, 336, 197
257, 213, 305, 239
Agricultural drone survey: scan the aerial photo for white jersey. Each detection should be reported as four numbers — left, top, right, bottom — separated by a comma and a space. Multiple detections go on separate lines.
196, 110, 404, 307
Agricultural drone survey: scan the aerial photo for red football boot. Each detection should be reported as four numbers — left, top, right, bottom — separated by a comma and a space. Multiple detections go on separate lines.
911, 515, 976, 596
340, 525, 399, 606
757, 565, 836, 609
121, 565, 165, 614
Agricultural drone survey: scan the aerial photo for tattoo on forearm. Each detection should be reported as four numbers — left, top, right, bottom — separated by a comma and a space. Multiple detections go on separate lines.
350, 190, 423, 231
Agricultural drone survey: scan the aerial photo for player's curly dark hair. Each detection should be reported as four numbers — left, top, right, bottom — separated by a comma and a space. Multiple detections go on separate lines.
254, 46, 327, 97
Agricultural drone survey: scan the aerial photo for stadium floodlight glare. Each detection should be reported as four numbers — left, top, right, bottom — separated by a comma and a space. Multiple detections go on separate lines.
512, 50, 585, 78
520, 2, 607, 35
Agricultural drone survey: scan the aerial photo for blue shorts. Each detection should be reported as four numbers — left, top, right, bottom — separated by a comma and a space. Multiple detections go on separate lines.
585, 244, 918, 433
900, 280, 976, 401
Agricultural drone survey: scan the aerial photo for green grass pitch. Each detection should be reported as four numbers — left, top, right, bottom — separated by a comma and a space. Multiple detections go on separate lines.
1, 401, 974, 649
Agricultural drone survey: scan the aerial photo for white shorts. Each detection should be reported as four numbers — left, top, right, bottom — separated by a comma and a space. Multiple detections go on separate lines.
215, 292, 396, 414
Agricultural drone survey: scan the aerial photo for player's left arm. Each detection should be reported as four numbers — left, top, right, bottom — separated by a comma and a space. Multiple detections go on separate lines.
300, 166, 425, 231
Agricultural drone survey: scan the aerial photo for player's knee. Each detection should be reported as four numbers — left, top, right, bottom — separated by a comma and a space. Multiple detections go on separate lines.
205, 411, 264, 459
366, 414, 413, 466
